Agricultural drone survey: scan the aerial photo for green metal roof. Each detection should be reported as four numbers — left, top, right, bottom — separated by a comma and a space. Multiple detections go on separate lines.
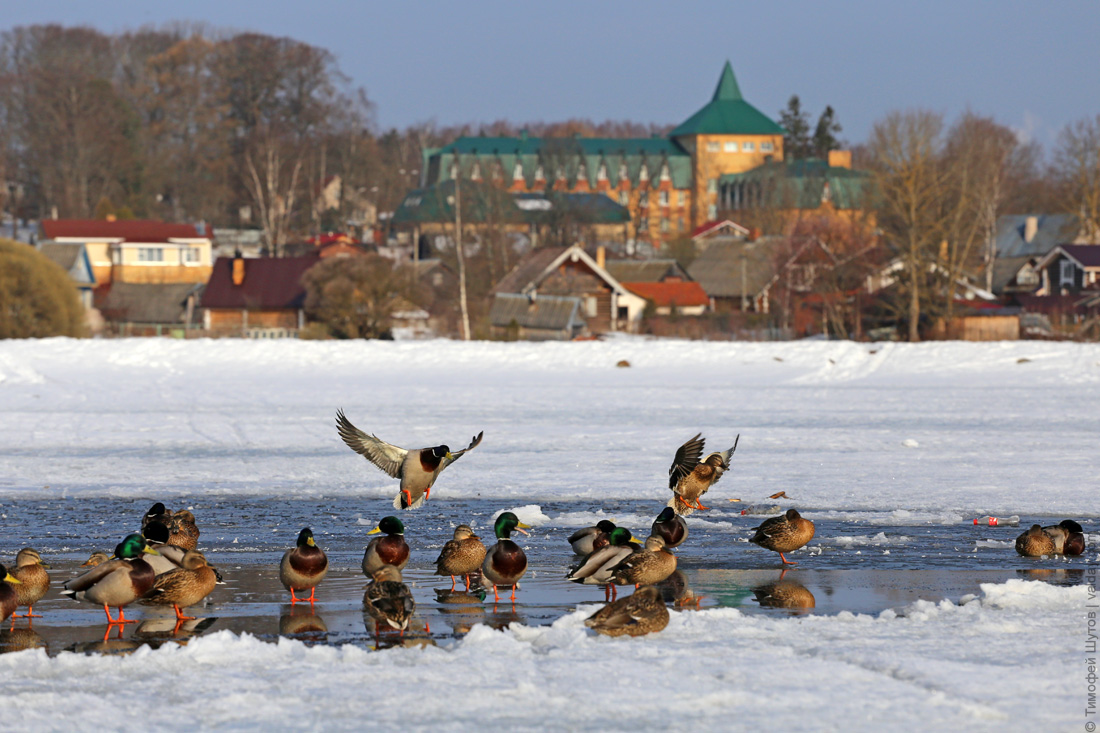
670, 61, 785, 138
391, 180, 630, 225
719, 159, 873, 210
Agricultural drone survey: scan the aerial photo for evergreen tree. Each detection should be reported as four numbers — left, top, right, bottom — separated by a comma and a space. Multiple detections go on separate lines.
779, 95, 812, 159
813, 106, 843, 158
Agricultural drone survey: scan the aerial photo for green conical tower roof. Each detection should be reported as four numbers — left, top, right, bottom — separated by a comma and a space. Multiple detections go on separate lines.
670, 61, 784, 138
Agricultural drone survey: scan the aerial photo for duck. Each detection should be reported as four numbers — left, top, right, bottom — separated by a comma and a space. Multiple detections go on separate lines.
11, 549, 50, 619
141, 502, 173, 531
668, 433, 739, 515
362, 516, 411, 576
61, 534, 160, 624
567, 527, 640, 601
81, 551, 111, 568
481, 512, 531, 602
1042, 520, 1086, 556
363, 564, 416, 633
435, 524, 487, 591
167, 510, 200, 551
1016, 524, 1056, 557
335, 409, 483, 510
280, 528, 328, 604
567, 519, 617, 556
142, 521, 190, 575
753, 572, 816, 610
609, 535, 678, 588
0, 565, 23, 623
651, 507, 688, 549
141, 549, 219, 621
584, 585, 670, 638
749, 509, 815, 565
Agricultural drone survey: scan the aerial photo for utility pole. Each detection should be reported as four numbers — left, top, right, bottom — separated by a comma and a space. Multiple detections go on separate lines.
455, 176, 471, 341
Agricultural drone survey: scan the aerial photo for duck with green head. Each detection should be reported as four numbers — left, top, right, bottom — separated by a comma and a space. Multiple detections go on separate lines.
362, 517, 410, 576
280, 528, 328, 604
567, 527, 641, 602
481, 512, 531, 602
62, 534, 160, 624
651, 508, 688, 549
0, 564, 22, 623
567, 519, 618, 556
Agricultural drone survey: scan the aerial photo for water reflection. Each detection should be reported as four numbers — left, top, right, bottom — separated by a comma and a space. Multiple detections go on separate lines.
0, 626, 46, 654
658, 570, 705, 608
279, 608, 328, 638
752, 571, 816, 613
135, 616, 217, 642
1016, 568, 1085, 586
484, 603, 526, 630
435, 588, 487, 636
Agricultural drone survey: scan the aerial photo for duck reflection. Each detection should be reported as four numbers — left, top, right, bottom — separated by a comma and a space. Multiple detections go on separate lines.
0, 626, 46, 654
484, 602, 525, 630
434, 588, 487, 636
280, 606, 328, 639
1016, 568, 1085, 586
365, 614, 435, 650
752, 571, 816, 613
135, 616, 217, 641
657, 570, 705, 608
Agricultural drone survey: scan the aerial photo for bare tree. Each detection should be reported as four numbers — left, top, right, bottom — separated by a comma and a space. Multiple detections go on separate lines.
1054, 114, 1100, 242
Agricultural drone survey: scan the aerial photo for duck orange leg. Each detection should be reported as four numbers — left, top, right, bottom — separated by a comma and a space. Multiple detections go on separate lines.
449, 575, 456, 591
105, 605, 138, 624
402, 489, 413, 508
290, 588, 300, 604
492, 584, 500, 602
780, 553, 797, 566
173, 604, 196, 621
694, 497, 710, 511
510, 584, 517, 601
17, 605, 43, 619
463, 574, 471, 592
308, 586, 317, 604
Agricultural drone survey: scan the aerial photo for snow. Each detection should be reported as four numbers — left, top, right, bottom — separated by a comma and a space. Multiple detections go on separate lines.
0, 337, 1096, 730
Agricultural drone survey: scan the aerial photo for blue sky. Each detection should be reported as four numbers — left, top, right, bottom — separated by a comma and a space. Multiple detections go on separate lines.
5, 1, 1097, 150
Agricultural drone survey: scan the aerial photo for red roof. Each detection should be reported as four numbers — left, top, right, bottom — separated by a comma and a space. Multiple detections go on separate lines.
41, 219, 214, 242
690, 219, 749, 240
622, 281, 709, 308
200, 256, 319, 310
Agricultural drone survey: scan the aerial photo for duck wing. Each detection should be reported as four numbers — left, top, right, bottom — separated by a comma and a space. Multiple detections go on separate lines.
668, 433, 705, 491
336, 409, 407, 479
440, 431, 484, 470
63, 558, 127, 594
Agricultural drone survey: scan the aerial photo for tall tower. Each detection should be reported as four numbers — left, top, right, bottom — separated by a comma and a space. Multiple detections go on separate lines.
670, 62, 785, 230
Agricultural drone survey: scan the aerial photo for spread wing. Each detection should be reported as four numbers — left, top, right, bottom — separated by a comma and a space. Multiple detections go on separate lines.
335, 409, 407, 479
441, 431, 484, 470
668, 433, 705, 490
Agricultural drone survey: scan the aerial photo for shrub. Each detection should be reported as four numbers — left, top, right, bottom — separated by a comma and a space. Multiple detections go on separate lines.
0, 239, 86, 338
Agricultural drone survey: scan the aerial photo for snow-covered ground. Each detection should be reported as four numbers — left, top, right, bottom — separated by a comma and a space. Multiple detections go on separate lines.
1, 337, 1097, 730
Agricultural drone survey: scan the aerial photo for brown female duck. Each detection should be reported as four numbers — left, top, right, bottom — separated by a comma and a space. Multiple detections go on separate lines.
750, 509, 816, 565
362, 516, 410, 576
11, 549, 50, 619
167, 510, 200, 551
364, 564, 416, 633
280, 528, 328, 604
1015, 524, 1056, 557
668, 433, 738, 514
609, 536, 677, 588
435, 524, 486, 591
584, 585, 670, 638
141, 549, 218, 620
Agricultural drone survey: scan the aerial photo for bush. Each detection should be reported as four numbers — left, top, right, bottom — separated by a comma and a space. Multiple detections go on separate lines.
0, 239, 87, 338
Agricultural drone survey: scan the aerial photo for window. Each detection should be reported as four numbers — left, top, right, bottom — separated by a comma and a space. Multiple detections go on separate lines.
707, 178, 718, 194
432, 272, 443, 287
619, 163, 628, 180
660, 217, 669, 233
1017, 265, 1039, 286
658, 190, 669, 206
619, 190, 629, 206
138, 247, 164, 262
585, 296, 598, 318
639, 164, 649, 182
659, 164, 670, 181
639, 216, 649, 231
639, 191, 649, 208
513, 161, 524, 180
742, 141, 756, 152
707, 204, 717, 220
182, 247, 201, 263
761, 141, 774, 152
1060, 259, 1076, 287
679, 191, 686, 206
724, 141, 738, 153
705, 142, 720, 153
596, 163, 608, 181
470, 163, 481, 180
535, 165, 545, 180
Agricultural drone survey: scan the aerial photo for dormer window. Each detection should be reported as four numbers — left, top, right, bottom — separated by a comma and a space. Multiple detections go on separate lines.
513, 161, 524, 180
619, 163, 628, 180
639, 164, 649, 182
659, 164, 670, 181
534, 164, 545, 180
470, 162, 481, 180
596, 163, 608, 181
450, 162, 459, 179
577, 162, 587, 182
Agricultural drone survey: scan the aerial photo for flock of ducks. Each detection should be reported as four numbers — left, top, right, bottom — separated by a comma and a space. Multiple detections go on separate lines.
0, 411, 1088, 644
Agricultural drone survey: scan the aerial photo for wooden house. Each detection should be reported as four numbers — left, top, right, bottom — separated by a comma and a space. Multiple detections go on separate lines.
200, 255, 320, 337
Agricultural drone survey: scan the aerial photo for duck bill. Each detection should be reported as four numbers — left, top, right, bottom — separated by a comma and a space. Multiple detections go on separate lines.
39, 562, 51, 569
4, 572, 21, 584
514, 527, 530, 536
367, 527, 382, 535
143, 546, 161, 556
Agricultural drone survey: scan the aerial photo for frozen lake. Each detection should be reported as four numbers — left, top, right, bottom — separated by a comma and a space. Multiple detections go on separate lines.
0, 337, 1096, 731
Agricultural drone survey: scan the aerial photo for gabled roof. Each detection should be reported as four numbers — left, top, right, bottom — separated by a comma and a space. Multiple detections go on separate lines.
98, 282, 203, 325
621, 281, 709, 308
489, 292, 584, 332
1035, 243, 1100, 270
686, 238, 778, 299
720, 159, 872, 210
41, 219, 213, 242
670, 62, 785, 138
994, 214, 1082, 258
37, 242, 95, 287
691, 219, 750, 240
991, 256, 1037, 294
200, 256, 319, 310
604, 259, 690, 283
491, 244, 636, 299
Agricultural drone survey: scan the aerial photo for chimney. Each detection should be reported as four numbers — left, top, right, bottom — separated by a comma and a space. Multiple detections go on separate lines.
1024, 215, 1038, 243
596, 245, 606, 270
827, 150, 852, 169
747, 227, 761, 242
232, 255, 245, 286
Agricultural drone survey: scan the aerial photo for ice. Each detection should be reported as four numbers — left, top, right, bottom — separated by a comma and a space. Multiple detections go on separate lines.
832, 532, 912, 547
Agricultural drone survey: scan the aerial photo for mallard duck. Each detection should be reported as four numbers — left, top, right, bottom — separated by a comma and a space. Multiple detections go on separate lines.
750, 509, 815, 565
11, 548, 50, 619
1016, 524, 1056, 557
568, 520, 617, 556
141, 521, 191, 575
81, 551, 111, 568
481, 512, 531, 602
610, 535, 677, 587
584, 585, 669, 637
167, 510, 200, 551
280, 528, 328, 604
363, 564, 416, 633
1043, 520, 1086, 556
335, 409, 483, 510
435, 524, 486, 591
567, 527, 640, 601
141, 550, 218, 620
668, 433, 739, 515
142, 502, 173, 531
62, 534, 160, 624
651, 508, 688, 548
362, 516, 410, 576
0, 565, 23, 623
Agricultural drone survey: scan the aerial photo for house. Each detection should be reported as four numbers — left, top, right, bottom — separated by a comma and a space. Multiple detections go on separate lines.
200, 255, 320, 337
37, 242, 95, 309
604, 258, 692, 284
491, 244, 647, 334
405, 258, 459, 336
1032, 244, 1100, 296
97, 282, 203, 337
691, 219, 751, 247
990, 214, 1089, 295
489, 292, 586, 341
40, 219, 214, 286
687, 238, 778, 313
620, 280, 710, 316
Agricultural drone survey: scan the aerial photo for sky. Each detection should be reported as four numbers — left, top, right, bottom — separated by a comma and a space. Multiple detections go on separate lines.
4, 1, 1099, 151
